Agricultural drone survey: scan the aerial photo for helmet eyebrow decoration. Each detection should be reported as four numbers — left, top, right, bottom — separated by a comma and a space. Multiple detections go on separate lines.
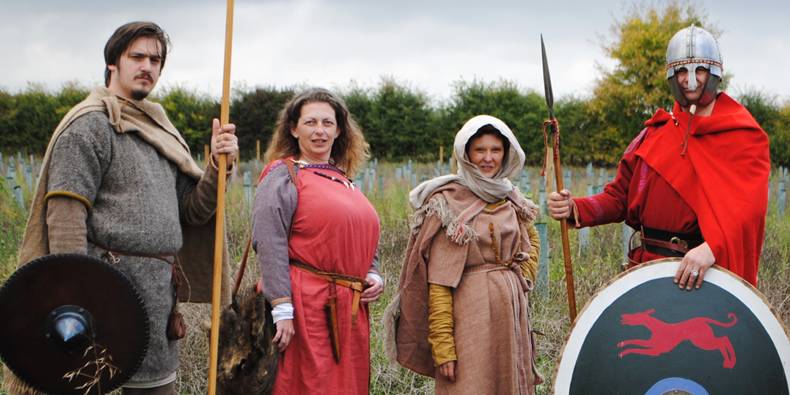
666, 58, 723, 71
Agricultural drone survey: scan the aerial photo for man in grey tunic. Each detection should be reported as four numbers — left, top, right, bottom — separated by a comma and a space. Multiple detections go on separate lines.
6, 22, 238, 395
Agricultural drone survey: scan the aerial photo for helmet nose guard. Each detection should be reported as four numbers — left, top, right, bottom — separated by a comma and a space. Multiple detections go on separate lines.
686, 71, 698, 92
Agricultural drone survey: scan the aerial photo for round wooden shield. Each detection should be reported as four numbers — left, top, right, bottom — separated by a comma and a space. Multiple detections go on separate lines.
0, 254, 149, 394
554, 258, 790, 394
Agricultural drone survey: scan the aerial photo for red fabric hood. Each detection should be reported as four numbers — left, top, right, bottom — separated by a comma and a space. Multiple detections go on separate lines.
645, 92, 763, 135
636, 92, 770, 285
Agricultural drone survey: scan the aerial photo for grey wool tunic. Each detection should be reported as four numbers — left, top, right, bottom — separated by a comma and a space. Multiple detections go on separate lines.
46, 111, 219, 386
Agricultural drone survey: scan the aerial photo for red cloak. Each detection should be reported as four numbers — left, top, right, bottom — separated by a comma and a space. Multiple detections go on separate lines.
573, 92, 769, 285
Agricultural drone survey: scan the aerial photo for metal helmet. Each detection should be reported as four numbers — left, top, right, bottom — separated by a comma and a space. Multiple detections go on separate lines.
666, 25, 723, 107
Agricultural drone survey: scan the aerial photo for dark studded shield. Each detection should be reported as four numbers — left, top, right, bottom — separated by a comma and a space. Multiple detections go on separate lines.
0, 254, 149, 394
554, 258, 790, 395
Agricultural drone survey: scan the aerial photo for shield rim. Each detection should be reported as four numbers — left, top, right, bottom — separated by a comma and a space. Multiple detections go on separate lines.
552, 258, 790, 394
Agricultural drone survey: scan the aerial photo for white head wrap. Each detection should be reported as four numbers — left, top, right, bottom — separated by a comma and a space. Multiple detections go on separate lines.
409, 115, 525, 208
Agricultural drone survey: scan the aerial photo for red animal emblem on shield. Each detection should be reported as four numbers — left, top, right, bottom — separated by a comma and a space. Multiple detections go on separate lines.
617, 308, 738, 368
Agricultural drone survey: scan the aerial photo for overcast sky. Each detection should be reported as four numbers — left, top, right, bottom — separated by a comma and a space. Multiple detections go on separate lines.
2, 0, 788, 105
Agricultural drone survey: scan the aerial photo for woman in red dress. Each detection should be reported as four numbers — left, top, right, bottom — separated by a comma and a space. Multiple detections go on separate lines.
253, 88, 383, 394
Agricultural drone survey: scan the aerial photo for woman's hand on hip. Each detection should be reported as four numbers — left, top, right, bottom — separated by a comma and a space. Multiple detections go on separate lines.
272, 319, 294, 352
438, 361, 456, 382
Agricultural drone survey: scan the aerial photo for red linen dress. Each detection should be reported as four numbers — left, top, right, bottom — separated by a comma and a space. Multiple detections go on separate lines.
260, 162, 381, 394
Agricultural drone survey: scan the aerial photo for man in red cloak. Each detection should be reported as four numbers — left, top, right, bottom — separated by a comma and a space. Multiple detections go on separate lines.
548, 25, 770, 288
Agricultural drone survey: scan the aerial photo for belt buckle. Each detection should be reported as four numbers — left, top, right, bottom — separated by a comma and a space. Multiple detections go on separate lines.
669, 236, 688, 249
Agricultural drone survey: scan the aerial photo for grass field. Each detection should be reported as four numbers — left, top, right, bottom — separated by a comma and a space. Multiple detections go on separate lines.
1, 160, 788, 394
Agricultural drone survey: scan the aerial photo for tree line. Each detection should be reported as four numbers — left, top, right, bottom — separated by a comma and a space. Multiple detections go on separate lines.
1, 3, 788, 167
3, 79, 788, 167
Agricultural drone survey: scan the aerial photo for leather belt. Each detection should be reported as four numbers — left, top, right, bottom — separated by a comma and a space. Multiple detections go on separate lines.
290, 260, 365, 323
91, 241, 176, 265
639, 226, 703, 257
91, 241, 186, 339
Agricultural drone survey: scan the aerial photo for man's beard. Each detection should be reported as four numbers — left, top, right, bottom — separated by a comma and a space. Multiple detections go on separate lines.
131, 89, 150, 101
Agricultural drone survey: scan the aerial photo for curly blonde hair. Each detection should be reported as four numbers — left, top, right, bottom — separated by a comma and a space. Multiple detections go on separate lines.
264, 88, 369, 177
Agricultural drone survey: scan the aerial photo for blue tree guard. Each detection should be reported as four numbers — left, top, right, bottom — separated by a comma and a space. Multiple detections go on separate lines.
243, 171, 252, 204
5, 165, 16, 193
367, 168, 376, 193
354, 174, 364, 194
536, 222, 549, 292
539, 179, 547, 217
578, 183, 593, 250
13, 185, 24, 210
6, 165, 24, 210
521, 169, 531, 197
24, 165, 33, 190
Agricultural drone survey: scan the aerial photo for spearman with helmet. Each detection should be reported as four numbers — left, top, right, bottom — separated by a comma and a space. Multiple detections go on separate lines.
547, 25, 770, 291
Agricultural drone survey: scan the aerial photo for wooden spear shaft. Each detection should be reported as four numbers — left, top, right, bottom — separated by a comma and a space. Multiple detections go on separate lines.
208, 0, 234, 393
551, 135, 577, 321
541, 34, 577, 322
